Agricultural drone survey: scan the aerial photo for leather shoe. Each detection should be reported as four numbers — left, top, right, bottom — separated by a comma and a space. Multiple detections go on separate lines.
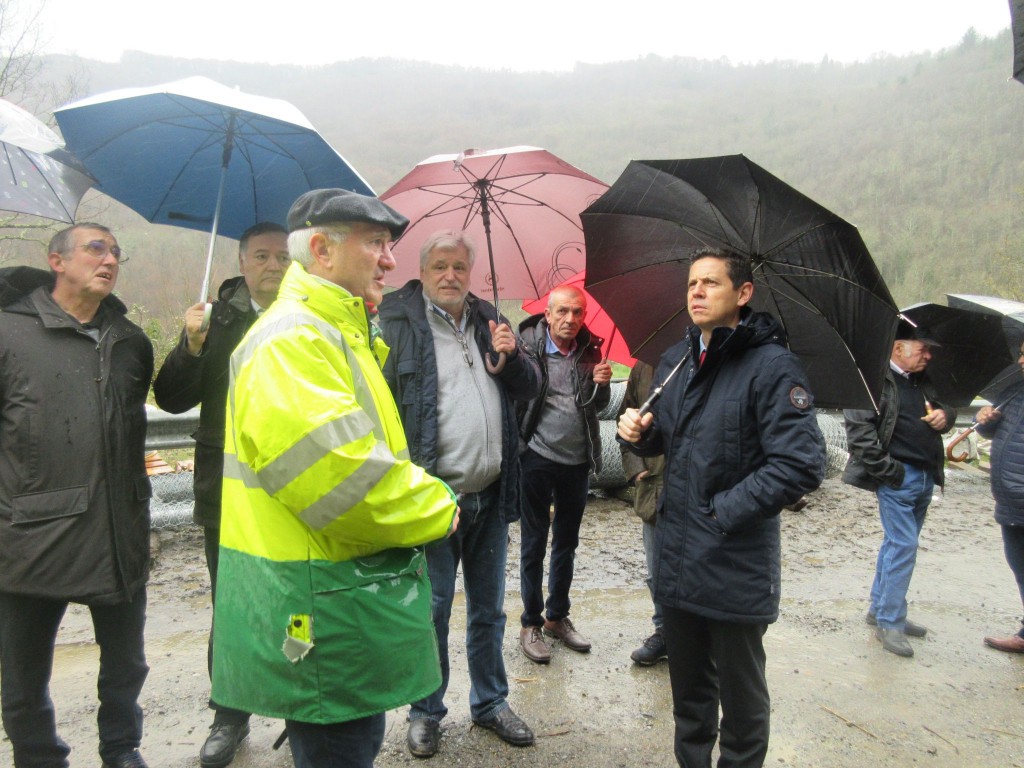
984, 634, 1024, 653
474, 706, 534, 747
102, 751, 149, 768
876, 627, 914, 657
630, 631, 668, 666
866, 612, 927, 638
407, 717, 441, 758
200, 719, 250, 768
543, 617, 591, 652
520, 625, 551, 664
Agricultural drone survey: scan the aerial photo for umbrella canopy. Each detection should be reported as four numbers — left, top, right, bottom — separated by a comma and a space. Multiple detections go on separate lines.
0, 99, 93, 223
945, 293, 1024, 400
581, 155, 899, 410
380, 146, 608, 305
521, 270, 636, 366
55, 76, 373, 303
1013, 0, 1024, 84
900, 302, 1017, 407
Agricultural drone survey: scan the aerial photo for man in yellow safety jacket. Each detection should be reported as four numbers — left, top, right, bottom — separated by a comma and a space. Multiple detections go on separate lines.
212, 189, 459, 767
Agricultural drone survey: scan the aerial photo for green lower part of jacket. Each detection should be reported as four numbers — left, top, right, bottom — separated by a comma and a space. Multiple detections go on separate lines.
211, 545, 441, 723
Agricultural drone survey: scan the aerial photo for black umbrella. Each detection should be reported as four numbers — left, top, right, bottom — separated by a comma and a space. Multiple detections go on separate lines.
945, 293, 1024, 399
581, 155, 898, 410
900, 302, 1017, 407
1012, 0, 1024, 84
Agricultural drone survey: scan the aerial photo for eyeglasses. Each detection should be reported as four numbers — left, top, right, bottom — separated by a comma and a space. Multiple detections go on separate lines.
75, 240, 128, 264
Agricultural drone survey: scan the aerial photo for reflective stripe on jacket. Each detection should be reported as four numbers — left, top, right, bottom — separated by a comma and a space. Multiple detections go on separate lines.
212, 262, 457, 724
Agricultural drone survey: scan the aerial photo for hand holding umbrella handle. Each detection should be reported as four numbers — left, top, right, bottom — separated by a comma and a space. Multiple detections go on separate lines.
946, 395, 1017, 462
199, 302, 213, 333
638, 351, 692, 418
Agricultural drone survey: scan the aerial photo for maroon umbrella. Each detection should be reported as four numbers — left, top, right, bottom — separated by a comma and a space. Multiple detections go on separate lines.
380, 146, 608, 305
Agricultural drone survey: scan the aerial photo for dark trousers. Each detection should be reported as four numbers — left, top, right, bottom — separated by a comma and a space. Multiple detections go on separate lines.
661, 606, 769, 768
0, 588, 148, 768
519, 449, 590, 627
204, 526, 250, 724
285, 714, 385, 768
1001, 523, 1024, 637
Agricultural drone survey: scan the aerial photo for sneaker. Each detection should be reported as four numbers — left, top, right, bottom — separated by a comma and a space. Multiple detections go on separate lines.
630, 631, 668, 666
543, 616, 591, 652
519, 625, 551, 664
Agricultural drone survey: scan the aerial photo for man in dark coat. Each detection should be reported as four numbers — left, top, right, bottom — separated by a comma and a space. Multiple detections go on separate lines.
974, 341, 1024, 652
152, 222, 288, 767
516, 286, 612, 662
842, 320, 955, 659
618, 246, 825, 768
379, 229, 541, 758
0, 225, 154, 768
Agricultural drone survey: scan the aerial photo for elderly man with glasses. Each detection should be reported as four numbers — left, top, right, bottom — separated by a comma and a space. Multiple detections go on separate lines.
0, 224, 153, 768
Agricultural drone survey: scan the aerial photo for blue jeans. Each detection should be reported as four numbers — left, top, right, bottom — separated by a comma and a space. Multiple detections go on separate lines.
0, 588, 148, 768
285, 714, 384, 768
870, 463, 933, 630
519, 449, 589, 627
409, 481, 510, 723
642, 520, 664, 630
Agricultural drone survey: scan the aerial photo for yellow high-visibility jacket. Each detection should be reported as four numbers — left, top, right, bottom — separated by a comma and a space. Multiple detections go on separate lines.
212, 262, 456, 724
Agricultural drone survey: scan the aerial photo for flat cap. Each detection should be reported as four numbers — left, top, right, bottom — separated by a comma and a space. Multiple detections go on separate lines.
287, 188, 409, 239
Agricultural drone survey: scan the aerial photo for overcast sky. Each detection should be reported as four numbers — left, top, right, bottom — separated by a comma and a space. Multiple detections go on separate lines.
40, 0, 1013, 72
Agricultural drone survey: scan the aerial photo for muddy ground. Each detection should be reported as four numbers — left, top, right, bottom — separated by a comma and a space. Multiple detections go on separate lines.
6, 465, 1024, 768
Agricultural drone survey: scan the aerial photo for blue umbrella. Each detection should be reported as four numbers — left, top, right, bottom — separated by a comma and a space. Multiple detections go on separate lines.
54, 76, 373, 313
0, 98, 93, 223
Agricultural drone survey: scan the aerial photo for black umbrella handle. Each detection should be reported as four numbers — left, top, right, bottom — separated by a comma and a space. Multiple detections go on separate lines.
638, 350, 692, 418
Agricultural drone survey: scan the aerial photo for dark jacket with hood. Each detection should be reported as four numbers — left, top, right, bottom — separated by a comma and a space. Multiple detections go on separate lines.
153, 276, 258, 528
0, 267, 153, 605
378, 280, 541, 523
977, 381, 1024, 526
517, 314, 611, 475
842, 368, 955, 491
621, 310, 825, 624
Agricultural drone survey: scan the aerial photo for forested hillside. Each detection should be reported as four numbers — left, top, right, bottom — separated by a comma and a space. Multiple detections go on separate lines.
12, 28, 1024, 355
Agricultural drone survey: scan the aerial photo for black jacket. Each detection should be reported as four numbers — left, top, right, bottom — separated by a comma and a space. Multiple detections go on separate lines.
622, 311, 825, 623
842, 368, 955, 491
517, 315, 611, 474
153, 276, 259, 528
0, 268, 153, 605
378, 280, 541, 524
978, 381, 1024, 525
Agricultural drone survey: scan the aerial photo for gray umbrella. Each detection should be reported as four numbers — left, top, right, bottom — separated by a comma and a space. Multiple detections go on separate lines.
0, 99, 93, 223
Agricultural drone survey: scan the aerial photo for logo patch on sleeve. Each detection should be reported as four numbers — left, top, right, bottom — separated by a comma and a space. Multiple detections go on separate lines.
789, 386, 811, 409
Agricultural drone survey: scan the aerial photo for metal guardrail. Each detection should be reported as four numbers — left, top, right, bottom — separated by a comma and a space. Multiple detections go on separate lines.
145, 394, 990, 528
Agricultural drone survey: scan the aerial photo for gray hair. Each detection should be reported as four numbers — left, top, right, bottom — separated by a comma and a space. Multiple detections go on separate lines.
48, 223, 113, 257
419, 229, 476, 270
287, 225, 351, 267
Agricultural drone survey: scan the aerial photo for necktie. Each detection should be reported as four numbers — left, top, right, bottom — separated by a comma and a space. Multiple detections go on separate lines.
699, 349, 707, 367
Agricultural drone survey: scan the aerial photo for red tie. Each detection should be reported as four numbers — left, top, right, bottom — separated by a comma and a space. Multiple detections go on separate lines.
699, 349, 707, 367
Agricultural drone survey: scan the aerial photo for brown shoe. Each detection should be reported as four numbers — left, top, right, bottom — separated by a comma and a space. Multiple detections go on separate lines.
520, 626, 551, 664
984, 634, 1024, 653
543, 617, 591, 653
